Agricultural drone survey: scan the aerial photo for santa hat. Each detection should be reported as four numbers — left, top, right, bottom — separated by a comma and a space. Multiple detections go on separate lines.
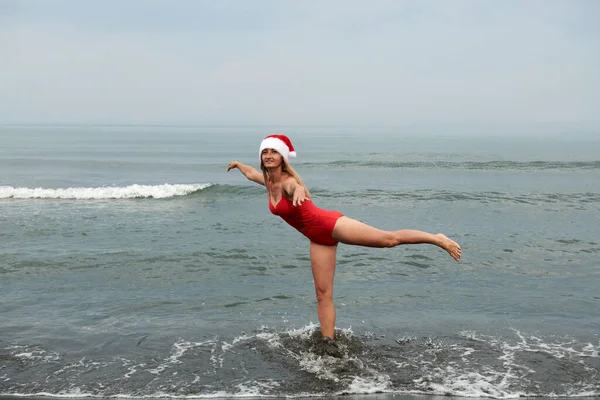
259, 134, 297, 162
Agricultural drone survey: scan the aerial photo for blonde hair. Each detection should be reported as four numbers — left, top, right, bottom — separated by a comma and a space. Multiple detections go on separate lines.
261, 158, 310, 196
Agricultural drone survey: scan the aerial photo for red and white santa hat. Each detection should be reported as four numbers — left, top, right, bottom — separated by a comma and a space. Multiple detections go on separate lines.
259, 134, 297, 162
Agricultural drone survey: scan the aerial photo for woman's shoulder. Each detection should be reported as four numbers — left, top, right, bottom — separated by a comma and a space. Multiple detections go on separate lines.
282, 175, 300, 188
283, 174, 298, 183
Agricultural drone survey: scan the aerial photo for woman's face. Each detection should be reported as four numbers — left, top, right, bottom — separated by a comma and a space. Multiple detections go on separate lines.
261, 148, 283, 168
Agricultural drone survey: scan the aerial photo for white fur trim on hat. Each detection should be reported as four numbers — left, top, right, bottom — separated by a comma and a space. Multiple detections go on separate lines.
259, 136, 297, 161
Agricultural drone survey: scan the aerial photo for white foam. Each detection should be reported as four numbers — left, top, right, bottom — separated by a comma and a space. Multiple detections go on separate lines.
116, 357, 146, 380
53, 358, 108, 377
224, 324, 393, 392
297, 352, 341, 382
7, 328, 594, 399
0, 183, 212, 199
347, 375, 392, 394
235, 380, 281, 397
8, 345, 61, 363
410, 329, 600, 399
149, 339, 217, 375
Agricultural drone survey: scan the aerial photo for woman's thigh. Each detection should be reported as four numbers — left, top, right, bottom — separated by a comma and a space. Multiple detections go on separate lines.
309, 241, 337, 293
332, 216, 392, 247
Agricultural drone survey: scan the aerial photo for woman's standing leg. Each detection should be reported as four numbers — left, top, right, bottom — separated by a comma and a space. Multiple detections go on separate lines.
309, 241, 338, 339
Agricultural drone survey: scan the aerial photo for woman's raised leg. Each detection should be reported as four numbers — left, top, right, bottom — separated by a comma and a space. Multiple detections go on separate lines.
332, 216, 462, 261
309, 241, 338, 339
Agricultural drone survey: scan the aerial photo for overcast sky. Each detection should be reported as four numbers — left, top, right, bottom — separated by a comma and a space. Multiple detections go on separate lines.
1, 0, 599, 127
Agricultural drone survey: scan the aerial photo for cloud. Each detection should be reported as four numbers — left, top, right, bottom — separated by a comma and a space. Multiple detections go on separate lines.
1, 0, 598, 126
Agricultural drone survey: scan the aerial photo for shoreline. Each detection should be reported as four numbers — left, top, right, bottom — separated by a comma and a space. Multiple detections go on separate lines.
2, 395, 599, 400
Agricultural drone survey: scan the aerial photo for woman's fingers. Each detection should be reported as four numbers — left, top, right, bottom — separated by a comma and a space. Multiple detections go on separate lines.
294, 195, 309, 207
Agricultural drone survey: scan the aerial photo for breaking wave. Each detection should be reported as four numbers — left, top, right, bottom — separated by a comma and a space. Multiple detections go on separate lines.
0, 183, 213, 199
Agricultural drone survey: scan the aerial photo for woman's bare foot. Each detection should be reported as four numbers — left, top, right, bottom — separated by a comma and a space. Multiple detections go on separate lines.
436, 234, 462, 262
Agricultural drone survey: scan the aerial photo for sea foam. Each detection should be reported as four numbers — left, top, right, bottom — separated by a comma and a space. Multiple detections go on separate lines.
0, 183, 212, 199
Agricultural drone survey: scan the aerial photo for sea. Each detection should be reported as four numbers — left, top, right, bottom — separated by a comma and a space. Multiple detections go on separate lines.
0, 125, 599, 399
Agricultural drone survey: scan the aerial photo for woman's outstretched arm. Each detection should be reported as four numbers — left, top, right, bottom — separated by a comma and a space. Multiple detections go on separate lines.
227, 161, 265, 186
282, 177, 310, 206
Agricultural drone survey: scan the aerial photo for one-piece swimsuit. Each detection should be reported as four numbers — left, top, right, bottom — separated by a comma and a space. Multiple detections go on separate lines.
269, 194, 344, 246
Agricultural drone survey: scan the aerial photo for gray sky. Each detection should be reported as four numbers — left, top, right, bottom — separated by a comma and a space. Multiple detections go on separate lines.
1, 0, 599, 127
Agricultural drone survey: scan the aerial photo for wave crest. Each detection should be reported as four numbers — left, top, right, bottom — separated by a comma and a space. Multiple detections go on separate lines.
0, 183, 213, 199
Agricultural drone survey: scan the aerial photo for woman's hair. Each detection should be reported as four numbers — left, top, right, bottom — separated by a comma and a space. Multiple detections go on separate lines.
261, 156, 310, 196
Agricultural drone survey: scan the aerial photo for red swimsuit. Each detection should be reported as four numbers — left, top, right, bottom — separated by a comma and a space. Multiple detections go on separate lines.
269, 195, 344, 246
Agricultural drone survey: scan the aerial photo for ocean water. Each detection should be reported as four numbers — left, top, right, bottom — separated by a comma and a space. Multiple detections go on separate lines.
0, 125, 599, 399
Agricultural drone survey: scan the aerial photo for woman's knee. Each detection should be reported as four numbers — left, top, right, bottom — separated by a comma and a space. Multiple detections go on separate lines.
314, 285, 333, 302
380, 232, 399, 248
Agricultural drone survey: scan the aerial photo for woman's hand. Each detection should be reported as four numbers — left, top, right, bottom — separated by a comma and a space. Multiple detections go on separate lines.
226, 161, 239, 172
292, 186, 310, 207
226, 161, 265, 185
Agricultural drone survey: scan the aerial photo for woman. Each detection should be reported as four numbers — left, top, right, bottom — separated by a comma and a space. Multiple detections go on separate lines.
227, 134, 462, 345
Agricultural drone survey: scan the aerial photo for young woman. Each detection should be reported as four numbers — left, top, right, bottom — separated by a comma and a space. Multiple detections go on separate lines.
227, 134, 462, 344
